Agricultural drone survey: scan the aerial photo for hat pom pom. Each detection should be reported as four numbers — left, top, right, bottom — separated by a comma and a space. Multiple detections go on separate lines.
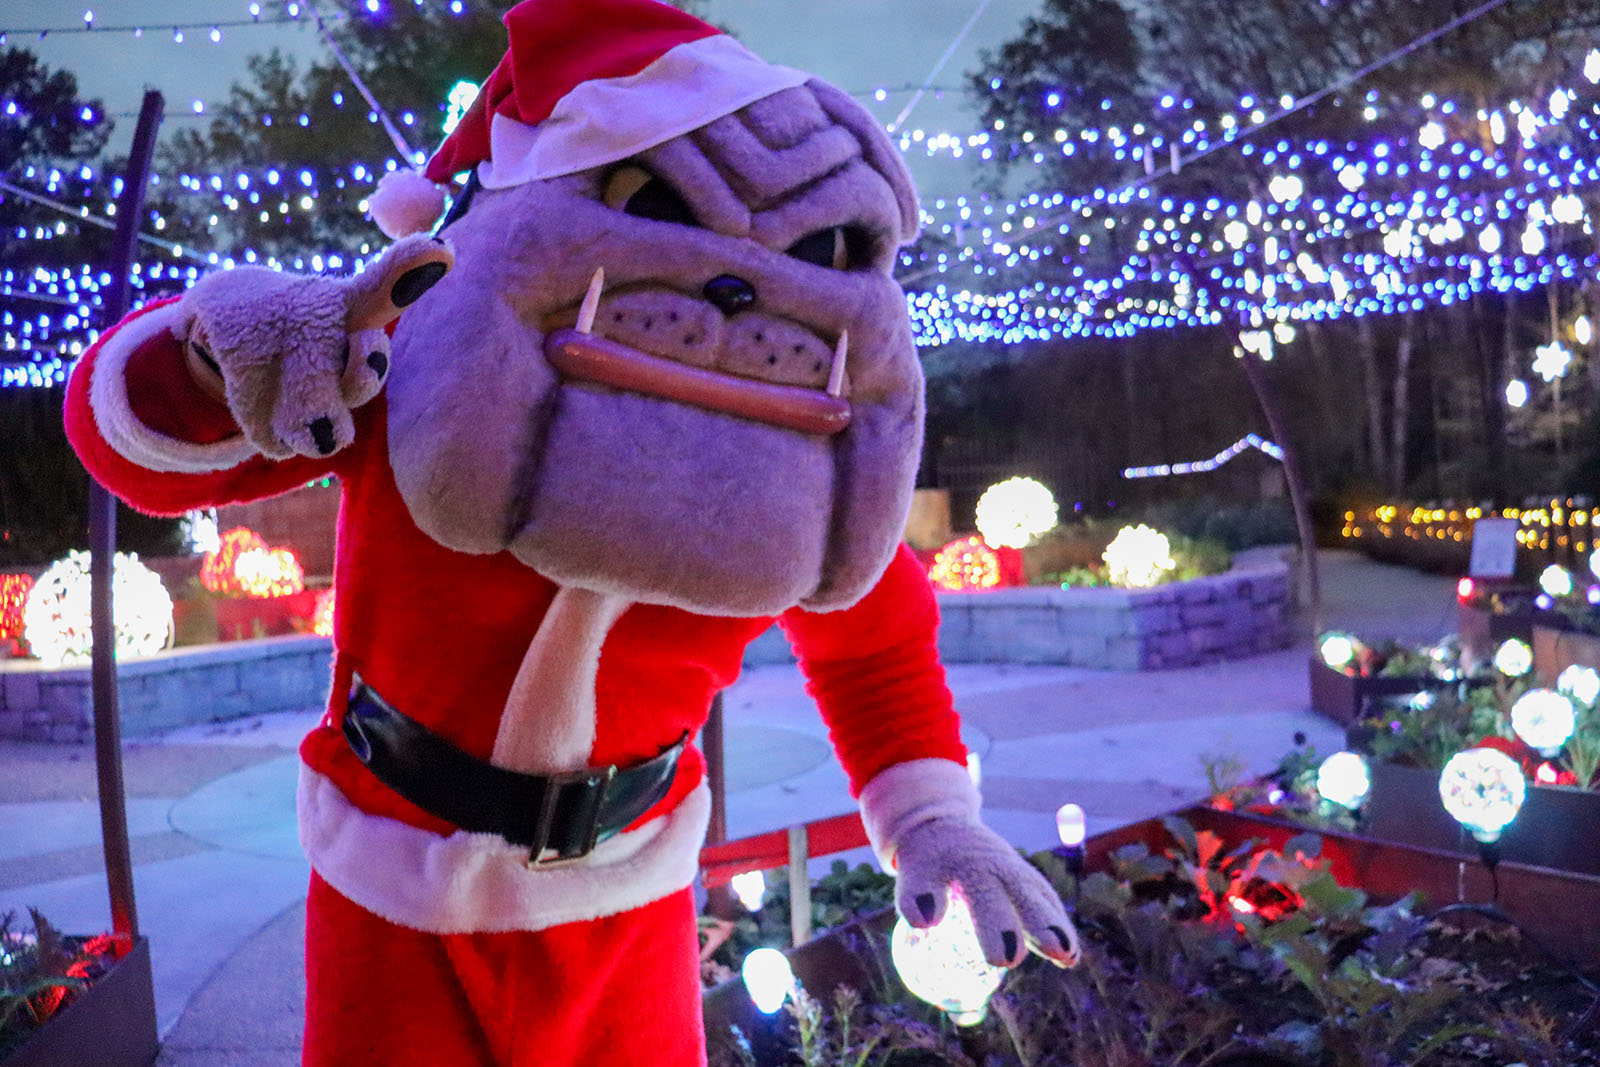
368, 169, 448, 239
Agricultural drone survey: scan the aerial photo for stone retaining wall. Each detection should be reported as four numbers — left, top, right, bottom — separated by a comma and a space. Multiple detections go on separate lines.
0, 635, 332, 743
745, 557, 1294, 670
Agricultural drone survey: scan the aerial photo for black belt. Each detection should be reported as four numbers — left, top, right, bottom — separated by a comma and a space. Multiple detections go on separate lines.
341, 680, 686, 866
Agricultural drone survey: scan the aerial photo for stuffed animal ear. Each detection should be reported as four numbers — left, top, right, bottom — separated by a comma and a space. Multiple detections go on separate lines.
807, 79, 922, 245
346, 236, 457, 333
181, 318, 229, 403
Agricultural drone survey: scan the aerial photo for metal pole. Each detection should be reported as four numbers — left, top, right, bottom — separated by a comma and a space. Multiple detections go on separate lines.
702, 693, 736, 918
91, 89, 164, 941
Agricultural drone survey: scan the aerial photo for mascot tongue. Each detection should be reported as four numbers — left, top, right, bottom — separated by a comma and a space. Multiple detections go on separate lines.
491, 586, 631, 774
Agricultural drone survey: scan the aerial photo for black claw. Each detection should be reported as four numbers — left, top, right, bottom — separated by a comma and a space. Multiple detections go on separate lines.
308, 416, 337, 455
1050, 925, 1073, 952
1001, 930, 1018, 961
916, 894, 937, 922
391, 261, 448, 308
367, 348, 388, 377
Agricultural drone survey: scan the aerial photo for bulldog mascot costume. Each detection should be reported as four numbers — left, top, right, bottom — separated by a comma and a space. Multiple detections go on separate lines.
66, 1, 1079, 1062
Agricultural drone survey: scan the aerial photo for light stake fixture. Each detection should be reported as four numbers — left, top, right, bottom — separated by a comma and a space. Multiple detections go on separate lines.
1439, 747, 1527, 874
890, 888, 1005, 1027
1510, 689, 1577, 757
1493, 638, 1533, 679
740, 947, 794, 1015
1055, 802, 1087, 880
1315, 751, 1371, 811
730, 870, 766, 913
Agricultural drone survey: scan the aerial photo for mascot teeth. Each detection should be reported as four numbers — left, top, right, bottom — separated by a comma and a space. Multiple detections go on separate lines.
576, 267, 605, 335
827, 330, 849, 398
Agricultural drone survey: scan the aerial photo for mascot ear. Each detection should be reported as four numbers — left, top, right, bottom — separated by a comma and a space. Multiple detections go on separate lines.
346, 237, 457, 332
808, 79, 922, 245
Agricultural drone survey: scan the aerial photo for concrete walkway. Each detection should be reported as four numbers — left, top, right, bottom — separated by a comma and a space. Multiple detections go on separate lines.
0, 550, 1458, 1066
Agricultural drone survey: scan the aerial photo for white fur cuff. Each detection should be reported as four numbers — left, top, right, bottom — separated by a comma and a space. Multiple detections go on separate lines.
87, 300, 256, 473
297, 763, 710, 934
858, 757, 981, 871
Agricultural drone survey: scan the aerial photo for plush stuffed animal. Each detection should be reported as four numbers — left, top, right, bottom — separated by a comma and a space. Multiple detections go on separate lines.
65, 1, 1078, 1063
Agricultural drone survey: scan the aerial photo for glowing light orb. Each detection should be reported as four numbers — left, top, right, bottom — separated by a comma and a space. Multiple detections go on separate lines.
1316, 751, 1372, 810
311, 588, 336, 638
1556, 665, 1600, 707
1538, 565, 1574, 598
730, 870, 766, 912
1510, 689, 1577, 756
1505, 379, 1528, 408
1533, 341, 1572, 382
1102, 524, 1175, 588
1055, 803, 1086, 848
1590, 548, 1600, 581
740, 947, 794, 1014
1317, 631, 1360, 671
1455, 576, 1474, 601
233, 547, 305, 599
23, 552, 173, 668
1, 573, 35, 642
891, 888, 1005, 1026
1438, 748, 1526, 842
201, 528, 269, 595
974, 476, 1057, 549
1493, 638, 1533, 678
928, 536, 1001, 593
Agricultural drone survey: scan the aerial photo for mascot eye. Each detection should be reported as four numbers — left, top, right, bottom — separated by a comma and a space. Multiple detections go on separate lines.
786, 227, 858, 270
602, 164, 699, 226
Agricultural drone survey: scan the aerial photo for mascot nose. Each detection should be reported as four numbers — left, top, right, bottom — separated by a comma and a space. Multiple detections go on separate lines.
703, 274, 757, 316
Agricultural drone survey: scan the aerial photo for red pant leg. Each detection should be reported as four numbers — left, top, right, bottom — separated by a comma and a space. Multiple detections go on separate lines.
303, 872, 705, 1067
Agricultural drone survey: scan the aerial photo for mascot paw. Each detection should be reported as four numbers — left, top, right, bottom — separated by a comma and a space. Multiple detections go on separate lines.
176, 234, 453, 458
892, 817, 1080, 969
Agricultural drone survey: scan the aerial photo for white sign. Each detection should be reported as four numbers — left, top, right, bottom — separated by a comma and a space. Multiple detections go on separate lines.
1468, 518, 1519, 578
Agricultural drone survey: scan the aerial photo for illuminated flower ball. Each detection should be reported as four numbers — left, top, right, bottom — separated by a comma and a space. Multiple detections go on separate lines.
201, 528, 269, 596
311, 588, 336, 638
1316, 631, 1362, 672
1510, 689, 1577, 756
974, 477, 1058, 550
233, 547, 305, 599
1591, 547, 1600, 581
1, 573, 35, 642
22, 551, 173, 668
1493, 638, 1533, 678
891, 887, 1005, 1027
1315, 751, 1372, 810
1538, 564, 1574, 598
928, 536, 1001, 593
1438, 748, 1526, 843
1556, 665, 1600, 707
1102, 524, 1175, 588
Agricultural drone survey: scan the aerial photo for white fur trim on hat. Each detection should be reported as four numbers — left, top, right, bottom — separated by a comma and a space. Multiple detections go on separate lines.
297, 762, 711, 934
87, 300, 257, 473
368, 169, 448, 239
478, 34, 808, 188
858, 757, 981, 871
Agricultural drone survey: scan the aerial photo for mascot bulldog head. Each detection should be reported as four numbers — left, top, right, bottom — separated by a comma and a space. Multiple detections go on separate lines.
371, 0, 924, 618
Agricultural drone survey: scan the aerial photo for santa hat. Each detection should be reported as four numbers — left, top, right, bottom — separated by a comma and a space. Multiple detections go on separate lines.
369, 0, 808, 238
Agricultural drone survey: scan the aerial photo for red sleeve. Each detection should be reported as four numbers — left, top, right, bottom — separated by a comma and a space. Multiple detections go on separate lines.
779, 544, 966, 795
64, 298, 343, 516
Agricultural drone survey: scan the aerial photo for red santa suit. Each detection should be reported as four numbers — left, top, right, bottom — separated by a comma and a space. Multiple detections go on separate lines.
64, 296, 967, 1065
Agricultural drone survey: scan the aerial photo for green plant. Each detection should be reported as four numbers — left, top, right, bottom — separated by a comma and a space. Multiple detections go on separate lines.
1354, 685, 1509, 771
0, 910, 124, 1058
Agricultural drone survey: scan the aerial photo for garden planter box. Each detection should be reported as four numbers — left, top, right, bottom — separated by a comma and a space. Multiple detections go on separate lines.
1307, 658, 1434, 727
3, 936, 157, 1067
1531, 623, 1600, 684
1457, 603, 1546, 662
1364, 760, 1600, 876
702, 804, 1600, 1063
